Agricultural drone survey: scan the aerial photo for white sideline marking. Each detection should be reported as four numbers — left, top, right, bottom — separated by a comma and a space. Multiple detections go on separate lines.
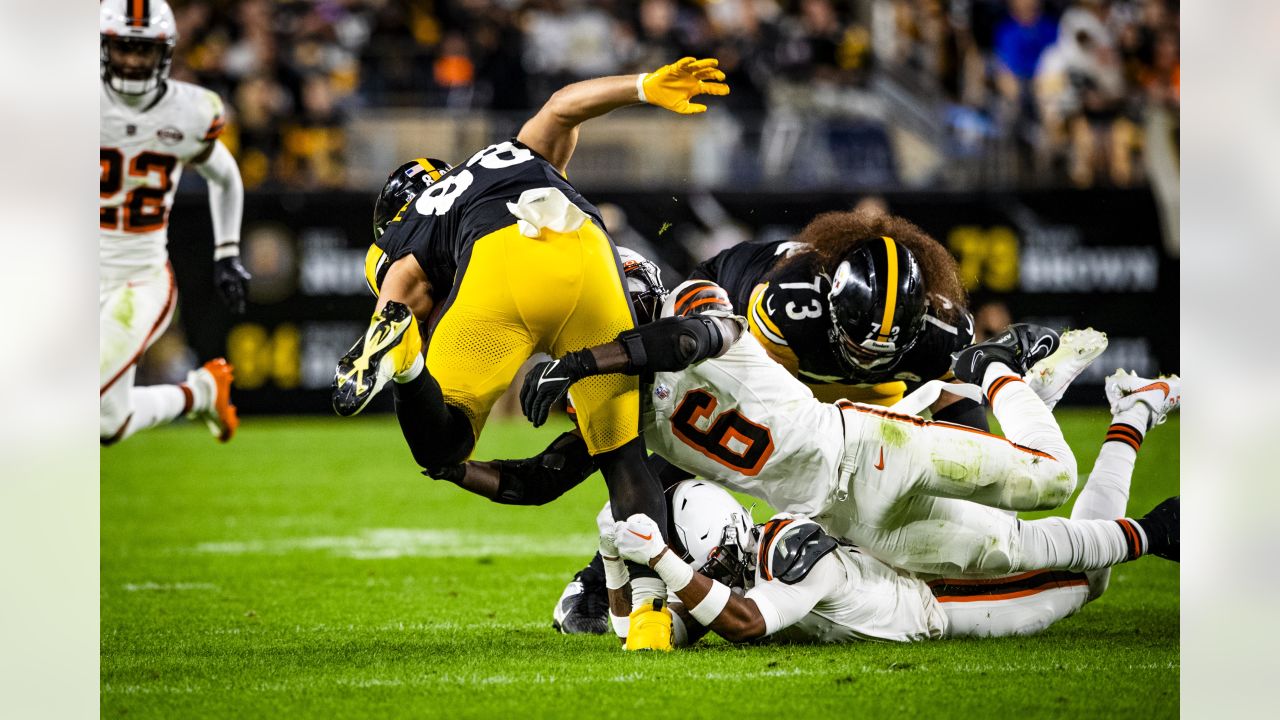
193, 528, 597, 559
121, 582, 219, 592
102, 662, 1179, 695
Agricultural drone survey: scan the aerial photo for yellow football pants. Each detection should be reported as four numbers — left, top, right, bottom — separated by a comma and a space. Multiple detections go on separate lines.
426, 221, 639, 455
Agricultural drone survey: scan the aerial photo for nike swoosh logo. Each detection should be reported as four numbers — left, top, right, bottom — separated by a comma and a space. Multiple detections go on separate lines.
1030, 336, 1055, 359
1132, 381, 1170, 399
539, 374, 569, 388
969, 350, 983, 375
628, 530, 653, 541
874, 446, 885, 471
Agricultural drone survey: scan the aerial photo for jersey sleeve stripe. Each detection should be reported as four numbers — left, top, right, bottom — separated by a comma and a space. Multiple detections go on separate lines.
748, 285, 788, 346
673, 281, 719, 315
202, 115, 227, 141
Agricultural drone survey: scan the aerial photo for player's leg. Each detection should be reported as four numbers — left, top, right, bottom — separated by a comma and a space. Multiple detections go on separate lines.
100, 265, 238, 444
917, 324, 1080, 510
933, 571, 1092, 638
1070, 370, 1182, 597
391, 235, 543, 473
549, 221, 672, 649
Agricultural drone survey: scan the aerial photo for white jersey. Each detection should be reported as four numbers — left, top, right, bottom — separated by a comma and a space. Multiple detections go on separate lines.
745, 515, 948, 643
99, 80, 227, 272
643, 281, 855, 516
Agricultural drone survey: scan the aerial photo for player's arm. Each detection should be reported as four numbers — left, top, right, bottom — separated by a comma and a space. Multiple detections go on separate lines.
519, 281, 744, 427
432, 430, 597, 506
613, 515, 839, 643
191, 138, 250, 314
516, 57, 728, 175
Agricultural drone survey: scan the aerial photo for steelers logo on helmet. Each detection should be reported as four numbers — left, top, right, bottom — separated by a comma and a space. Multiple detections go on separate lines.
100, 0, 178, 96
827, 236, 928, 374
372, 157, 454, 240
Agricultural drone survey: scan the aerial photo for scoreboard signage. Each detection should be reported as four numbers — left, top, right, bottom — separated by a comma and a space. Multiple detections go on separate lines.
168, 189, 1176, 413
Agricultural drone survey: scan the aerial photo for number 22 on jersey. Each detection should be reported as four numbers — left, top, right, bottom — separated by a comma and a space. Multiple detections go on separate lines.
669, 388, 775, 476
100, 147, 177, 233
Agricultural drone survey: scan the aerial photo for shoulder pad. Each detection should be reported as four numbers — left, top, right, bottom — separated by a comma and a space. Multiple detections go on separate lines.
758, 517, 839, 585
663, 279, 734, 318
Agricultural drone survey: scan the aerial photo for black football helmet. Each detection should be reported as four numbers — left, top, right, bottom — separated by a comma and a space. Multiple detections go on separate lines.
372, 157, 453, 240
827, 236, 928, 373
618, 247, 667, 325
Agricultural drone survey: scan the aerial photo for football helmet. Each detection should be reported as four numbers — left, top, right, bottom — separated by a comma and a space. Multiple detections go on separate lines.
669, 480, 756, 590
100, 0, 178, 96
618, 247, 668, 325
372, 158, 454, 240
828, 236, 928, 374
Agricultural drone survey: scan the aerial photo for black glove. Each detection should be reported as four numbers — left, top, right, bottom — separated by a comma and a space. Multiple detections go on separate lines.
519, 350, 596, 427
214, 256, 252, 315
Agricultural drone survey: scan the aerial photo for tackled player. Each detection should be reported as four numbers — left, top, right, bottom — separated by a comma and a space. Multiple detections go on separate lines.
330, 59, 730, 650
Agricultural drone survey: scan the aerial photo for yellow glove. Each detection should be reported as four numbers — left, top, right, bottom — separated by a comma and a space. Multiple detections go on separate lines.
638, 57, 730, 114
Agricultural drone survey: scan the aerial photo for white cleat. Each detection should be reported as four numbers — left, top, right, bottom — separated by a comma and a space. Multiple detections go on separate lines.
1026, 328, 1109, 410
1105, 370, 1181, 430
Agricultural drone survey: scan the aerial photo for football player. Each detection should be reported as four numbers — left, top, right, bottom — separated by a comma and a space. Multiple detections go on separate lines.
519, 267, 1180, 584
100, 0, 249, 445
694, 212, 974, 410
329, 59, 729, 650
607, 381, 1178, 645
687, 209, 1105, 427
515, 249, 1119, 632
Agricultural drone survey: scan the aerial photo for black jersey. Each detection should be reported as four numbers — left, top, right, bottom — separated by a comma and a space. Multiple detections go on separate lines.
690, 238, 973, 388
374, 139, 604, 301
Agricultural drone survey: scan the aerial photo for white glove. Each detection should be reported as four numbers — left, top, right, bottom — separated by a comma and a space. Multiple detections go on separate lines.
613, 513, 668, 566
596, 502, 619, 558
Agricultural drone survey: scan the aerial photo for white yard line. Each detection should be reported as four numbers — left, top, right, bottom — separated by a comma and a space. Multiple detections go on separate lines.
191, 528, 597, 559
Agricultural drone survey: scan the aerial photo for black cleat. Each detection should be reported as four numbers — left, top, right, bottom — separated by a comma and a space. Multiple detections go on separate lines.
1135, 496, 1179, 562
551, 572, 609, 635
952, 323, 1061, 384
332, 301, 420, 417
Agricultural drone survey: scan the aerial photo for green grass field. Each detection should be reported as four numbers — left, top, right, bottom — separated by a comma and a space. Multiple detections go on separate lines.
101, 410, 1178, 718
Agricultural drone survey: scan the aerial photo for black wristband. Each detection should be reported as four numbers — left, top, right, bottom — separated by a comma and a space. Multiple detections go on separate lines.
570, 347, 599, 376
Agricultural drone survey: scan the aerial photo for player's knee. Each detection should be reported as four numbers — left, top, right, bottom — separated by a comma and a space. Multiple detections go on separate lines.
406, 404, 476, 470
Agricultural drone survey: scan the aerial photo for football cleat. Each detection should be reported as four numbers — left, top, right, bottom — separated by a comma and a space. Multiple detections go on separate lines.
1105, 370, 1181, 431
1026, 328, 1109, 410
332, 301, 422, 417
952, 323, 1061, 385
186, 358, 238, 442
1135, 496, 1179, 562
551, 572, 609, 636
624, 598, 673, 652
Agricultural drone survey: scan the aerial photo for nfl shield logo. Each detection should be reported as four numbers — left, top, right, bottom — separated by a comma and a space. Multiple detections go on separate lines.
654, 385, 671, 400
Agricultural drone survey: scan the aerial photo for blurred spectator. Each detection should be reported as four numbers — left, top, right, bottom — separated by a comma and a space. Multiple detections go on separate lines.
161, 0, 1177, 193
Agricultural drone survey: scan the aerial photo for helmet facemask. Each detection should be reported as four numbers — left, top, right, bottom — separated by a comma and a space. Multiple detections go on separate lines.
618, 248, 667, 325
698, 519, 759, 590
826, 239, 929, 375
101, 35, 175, 95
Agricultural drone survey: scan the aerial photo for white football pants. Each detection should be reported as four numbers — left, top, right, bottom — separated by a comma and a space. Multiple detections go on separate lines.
100, 262, 186, 442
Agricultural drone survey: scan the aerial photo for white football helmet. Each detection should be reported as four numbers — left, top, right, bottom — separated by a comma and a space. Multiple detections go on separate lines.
669, 480, 756, 589
100, 0, 178, 96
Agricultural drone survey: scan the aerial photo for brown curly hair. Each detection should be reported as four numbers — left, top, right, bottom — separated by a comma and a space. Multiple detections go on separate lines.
777, 209, 968, 322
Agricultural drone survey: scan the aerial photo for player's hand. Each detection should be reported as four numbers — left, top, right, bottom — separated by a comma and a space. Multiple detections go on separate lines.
639, 57, 730, 115
596, 503, 619, 558
614, 514, 667, 565
214, 256, 251, 315
519, 352, 591, 427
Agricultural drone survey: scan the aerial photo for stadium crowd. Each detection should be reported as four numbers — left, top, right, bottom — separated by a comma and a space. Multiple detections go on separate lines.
166, 0, 1178, 190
